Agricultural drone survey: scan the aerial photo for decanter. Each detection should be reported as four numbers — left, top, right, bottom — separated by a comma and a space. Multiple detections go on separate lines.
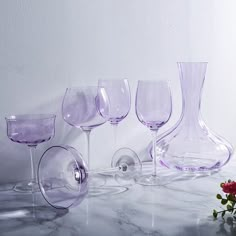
152, 62, 233, 172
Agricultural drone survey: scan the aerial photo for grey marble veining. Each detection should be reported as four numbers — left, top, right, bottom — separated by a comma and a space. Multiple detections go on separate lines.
1, 160, 236, 236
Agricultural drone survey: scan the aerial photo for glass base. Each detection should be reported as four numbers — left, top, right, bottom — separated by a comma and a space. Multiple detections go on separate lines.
88, 174, 106, 188
88, 186, 128, 197
137, 174, 168, 186
111, 147, 142, 186
14, 180, 41, 193
0, 183, 14, 192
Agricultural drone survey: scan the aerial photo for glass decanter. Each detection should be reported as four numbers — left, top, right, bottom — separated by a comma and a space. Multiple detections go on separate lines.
152, 62, 233, 172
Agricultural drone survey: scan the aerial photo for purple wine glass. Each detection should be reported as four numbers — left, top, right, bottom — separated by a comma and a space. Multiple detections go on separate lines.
98, 79, 131, 148
62, 86, 109, 179
98, 79, 142, 186
38, 145, 89, 209
5, 114, 56, 192
135, 80, 172, 186
37, 145, 142, 209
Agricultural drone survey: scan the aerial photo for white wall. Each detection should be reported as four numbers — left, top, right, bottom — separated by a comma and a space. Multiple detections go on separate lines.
0, 0, 235, 183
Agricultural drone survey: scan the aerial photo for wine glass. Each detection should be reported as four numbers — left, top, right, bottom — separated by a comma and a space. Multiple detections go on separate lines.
5, 114, 56, 192
98, 79, 140, 186
62, 86, 109, 187
135, 80, 172, 186
38, 145, 142, 209
98, 79, 131, 148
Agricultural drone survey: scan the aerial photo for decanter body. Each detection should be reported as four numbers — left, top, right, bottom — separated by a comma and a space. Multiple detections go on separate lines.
155, 62, 233, 172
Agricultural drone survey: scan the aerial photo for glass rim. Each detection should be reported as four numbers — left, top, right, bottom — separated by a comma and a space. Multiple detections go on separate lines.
177, 62, 208, 64
98, 78, 128, 81
5, 114, 56, 121
38, 145, 86, 209
65, 86, 108, 95
65, 86, 98, 90
137, 79, 171, 84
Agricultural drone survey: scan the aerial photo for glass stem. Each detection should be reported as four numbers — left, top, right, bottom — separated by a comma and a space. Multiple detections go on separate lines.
89, 166, 119, 175
112, 124, 118, 152
84, 130, 91, 170
151, 130, 158, 177
28, 145, 37, 211
29, 145, 37, 185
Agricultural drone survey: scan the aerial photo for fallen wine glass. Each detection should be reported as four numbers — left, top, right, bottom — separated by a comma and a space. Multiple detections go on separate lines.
37, 145, 142, 209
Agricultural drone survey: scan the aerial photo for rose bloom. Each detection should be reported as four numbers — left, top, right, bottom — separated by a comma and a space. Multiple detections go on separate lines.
222, 182, 236, 195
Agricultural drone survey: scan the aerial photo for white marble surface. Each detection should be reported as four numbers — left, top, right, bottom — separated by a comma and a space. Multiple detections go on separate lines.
1, 160, 236, 236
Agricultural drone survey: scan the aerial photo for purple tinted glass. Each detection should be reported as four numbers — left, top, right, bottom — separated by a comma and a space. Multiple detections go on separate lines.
149, 62, 234, 172
38, 145, 88, 209
135, 80, 172, 131
98, 79, 131, 125
6, 114, 56, 146
62, 86, 109, 131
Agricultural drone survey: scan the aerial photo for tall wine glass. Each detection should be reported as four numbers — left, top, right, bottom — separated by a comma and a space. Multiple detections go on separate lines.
98, 79, 131, 149
98, 79, 142, 186
135, 80, 172, 186
62, 86, 109, 186
5, 114, 56, 193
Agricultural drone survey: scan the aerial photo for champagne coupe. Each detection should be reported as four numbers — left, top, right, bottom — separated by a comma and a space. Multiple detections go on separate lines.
135, 80, 172, 186
5, 114, 56, 192
62, 86, 109, 187
38, 145, 142, 209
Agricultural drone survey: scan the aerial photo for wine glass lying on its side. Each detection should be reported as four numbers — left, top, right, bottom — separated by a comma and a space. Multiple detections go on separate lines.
37, 145, 142, 209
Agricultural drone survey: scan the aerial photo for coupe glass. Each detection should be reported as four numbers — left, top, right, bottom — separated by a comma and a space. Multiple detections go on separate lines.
5, 114, 56, 192
38, 145, 142, 209
135, 80, 172, 186
62, 86, 109, 187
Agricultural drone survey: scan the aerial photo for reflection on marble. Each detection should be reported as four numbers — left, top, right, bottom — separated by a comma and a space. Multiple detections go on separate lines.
1, 160, 236, 236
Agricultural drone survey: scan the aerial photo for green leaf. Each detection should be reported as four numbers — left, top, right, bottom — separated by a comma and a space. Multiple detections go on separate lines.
227, 205, 233, 212
213, 210, 218, 218
217, 194, 222, 199
227, 194, 236, 202
221, 199, 228, 205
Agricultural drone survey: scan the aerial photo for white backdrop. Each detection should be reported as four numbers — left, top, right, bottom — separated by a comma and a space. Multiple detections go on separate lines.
0, 0, 235, 183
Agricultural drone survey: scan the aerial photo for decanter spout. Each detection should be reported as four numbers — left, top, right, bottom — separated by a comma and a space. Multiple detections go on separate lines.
178, 62, 207, 124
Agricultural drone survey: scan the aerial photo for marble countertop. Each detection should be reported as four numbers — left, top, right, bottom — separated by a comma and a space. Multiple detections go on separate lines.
1, 160, 236, 236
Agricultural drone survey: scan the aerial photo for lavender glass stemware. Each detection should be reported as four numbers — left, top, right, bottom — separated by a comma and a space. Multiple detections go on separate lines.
5, 114, 56, 192
37, 145, 142, 209
62, 86, 109, 188
135, 80, 172, 186
98, 79, 131, 148
98, 79, 143, 186
98, 79, 142, 186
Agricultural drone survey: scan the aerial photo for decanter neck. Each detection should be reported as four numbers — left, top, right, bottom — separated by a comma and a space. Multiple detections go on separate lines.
178, 62, 207, 124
